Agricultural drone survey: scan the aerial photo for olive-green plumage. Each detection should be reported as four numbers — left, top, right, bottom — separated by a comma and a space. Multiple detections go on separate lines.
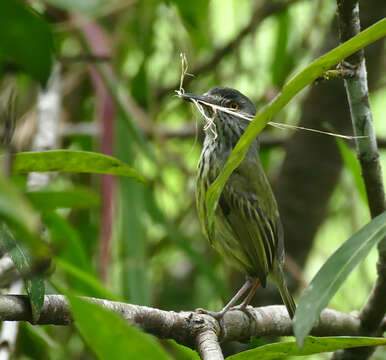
182, 87, 296, 319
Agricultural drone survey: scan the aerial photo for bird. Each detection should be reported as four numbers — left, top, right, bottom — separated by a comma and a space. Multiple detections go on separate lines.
180, 86, 296, 319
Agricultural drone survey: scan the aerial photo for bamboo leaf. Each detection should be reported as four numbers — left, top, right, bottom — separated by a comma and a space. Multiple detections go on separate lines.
205, 18, 386, 235
228, 336, 386, 359
11, 150, 146, 183
294, 212, 386, 347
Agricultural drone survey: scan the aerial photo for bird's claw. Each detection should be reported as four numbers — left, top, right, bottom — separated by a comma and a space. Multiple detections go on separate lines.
195, 305, 252, 320
195, 308, 226, 320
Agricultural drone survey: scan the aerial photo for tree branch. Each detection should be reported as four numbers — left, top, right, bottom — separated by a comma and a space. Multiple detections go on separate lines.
333, 1, 386, 359
0, 295, 376, 346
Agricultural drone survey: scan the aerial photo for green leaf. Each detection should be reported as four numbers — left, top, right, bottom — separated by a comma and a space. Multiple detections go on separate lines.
68, 295, 172, 360
227, 336, 386, 359
0, 175, 48, 257
336, 138, 367, 204
294, 211, 386, 347
0, 223, 45, 323
0, 0, 53, 84
26, 274, 45, 323
27, 187, 100, 211
166, 340, 200, 360
55, 258, 119, 301
42, 212, 91, 272
11, 150, 146, 183
204, 18, 386, 236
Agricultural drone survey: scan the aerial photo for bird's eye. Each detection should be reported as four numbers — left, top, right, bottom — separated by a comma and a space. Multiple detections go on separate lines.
229, 102, 239, 110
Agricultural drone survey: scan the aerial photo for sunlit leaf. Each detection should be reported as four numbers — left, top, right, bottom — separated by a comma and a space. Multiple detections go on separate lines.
0, 0, 53, 84
69, 295, 172, 360
228, 336, 386, 359
294, 212, 386, 347
205, 18, 386, 236
11, 150, 146, 183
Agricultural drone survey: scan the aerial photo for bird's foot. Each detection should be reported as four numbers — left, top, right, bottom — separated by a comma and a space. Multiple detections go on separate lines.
195, 305, 251, 320
228, 303, 248, 312
195, 308, 227, 320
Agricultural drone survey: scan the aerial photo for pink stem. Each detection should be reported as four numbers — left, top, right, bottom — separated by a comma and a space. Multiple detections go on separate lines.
75, 15, 116, 282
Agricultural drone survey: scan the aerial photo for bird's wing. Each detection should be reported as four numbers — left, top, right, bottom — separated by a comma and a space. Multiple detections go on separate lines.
216, 157, 282, 286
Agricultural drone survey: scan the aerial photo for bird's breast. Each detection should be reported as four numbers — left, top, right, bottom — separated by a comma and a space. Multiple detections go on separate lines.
198, 140, 232, 185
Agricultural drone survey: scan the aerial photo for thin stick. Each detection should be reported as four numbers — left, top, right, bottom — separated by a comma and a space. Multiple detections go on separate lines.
176, 52, 193, 96
183, 96, 366, 140
267, 121, 367, 140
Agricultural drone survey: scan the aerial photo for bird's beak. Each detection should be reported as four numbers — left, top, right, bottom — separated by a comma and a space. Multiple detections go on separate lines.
179, 92, 213, 105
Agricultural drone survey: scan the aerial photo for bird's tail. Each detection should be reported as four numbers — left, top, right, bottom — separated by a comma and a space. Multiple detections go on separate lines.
273, 262, 296, 319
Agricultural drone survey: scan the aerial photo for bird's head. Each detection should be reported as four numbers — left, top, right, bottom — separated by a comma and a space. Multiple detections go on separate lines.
180, 87, 256, 141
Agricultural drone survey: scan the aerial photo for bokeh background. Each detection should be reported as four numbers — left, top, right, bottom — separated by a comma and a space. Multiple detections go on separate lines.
1, 0, 385, 359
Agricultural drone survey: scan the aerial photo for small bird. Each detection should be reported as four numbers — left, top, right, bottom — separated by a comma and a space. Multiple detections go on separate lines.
181, 87, 296, 319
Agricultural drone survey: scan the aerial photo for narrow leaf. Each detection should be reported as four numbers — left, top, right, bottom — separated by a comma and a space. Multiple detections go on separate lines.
205, 18, 386, 234
294, 212, 386, 347
69, 295, 171, 360
11, 150, 146, 183
228, 336, 386, 360
27, 187, 100, 211
0, 224, 45, 322
26, 275, 45, 323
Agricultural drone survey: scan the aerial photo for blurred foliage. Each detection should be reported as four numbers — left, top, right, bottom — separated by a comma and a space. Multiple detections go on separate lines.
0, 0, 385, 359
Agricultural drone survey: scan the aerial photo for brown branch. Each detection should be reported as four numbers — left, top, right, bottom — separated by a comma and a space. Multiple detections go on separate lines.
1, 295, 379, 347
156, 0, 297, 100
